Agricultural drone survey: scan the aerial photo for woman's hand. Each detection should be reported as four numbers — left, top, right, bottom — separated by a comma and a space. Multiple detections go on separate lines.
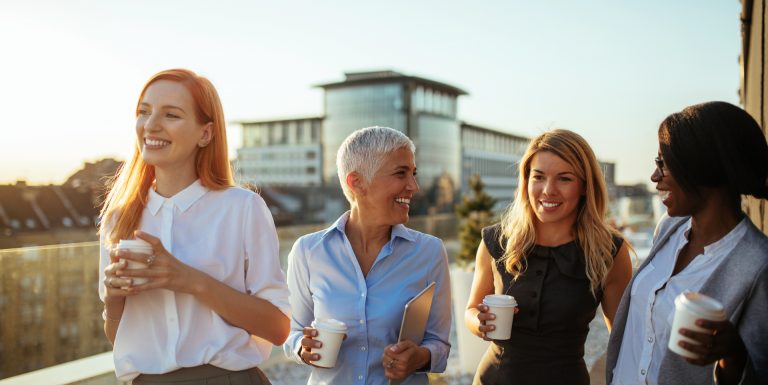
298, 327, 348, 367
299, 327, 323, 366
677, 318, 746, 367
103, 248, 133, 297
475, 303, 496, 341
381, 341, 430, 380
475, 303, 519, 341
116, 231, 203, 294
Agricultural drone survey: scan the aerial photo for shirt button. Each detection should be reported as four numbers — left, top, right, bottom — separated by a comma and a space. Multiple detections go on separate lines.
648, 336, 653, 343
641, 369, 646, 376
359, 319, 365, 324
361, 346, 367, 351
358, 375, 363, 380
361, 293, 366, 297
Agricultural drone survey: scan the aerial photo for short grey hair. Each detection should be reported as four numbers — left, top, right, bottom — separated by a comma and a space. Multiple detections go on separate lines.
336, 126, 415, 203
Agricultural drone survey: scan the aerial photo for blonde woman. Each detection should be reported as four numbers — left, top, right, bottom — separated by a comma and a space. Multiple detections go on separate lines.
98, 69, 290, 384
465, 129, 632, 385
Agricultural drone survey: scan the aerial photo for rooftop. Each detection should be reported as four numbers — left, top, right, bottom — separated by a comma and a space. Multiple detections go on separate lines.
316, 70, 468, 96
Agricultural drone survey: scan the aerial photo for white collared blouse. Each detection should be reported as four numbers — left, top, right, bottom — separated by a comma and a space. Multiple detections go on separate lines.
98, 180, 291, 381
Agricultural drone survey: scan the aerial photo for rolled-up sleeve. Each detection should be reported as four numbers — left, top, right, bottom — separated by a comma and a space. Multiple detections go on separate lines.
243, 194, 291, 317
420, 239, 452, 373
283, 236, 315, 365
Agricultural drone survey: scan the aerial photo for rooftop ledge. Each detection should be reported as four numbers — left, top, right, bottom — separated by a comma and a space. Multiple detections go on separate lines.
0, 352, 115, 385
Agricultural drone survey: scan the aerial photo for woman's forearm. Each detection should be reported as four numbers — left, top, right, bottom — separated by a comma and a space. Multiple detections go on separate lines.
103, 298, 125, 344
191, 272, 289, 345
464, 308, 483, 338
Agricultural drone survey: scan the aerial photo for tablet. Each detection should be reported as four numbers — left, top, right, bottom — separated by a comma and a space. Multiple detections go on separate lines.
397, 281, 436, 344
388, 281, 436, 385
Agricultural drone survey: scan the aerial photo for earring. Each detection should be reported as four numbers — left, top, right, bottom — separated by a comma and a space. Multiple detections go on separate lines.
198, 142, 209, 148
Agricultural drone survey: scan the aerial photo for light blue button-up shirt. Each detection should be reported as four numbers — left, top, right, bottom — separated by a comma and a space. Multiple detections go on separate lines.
283, 212, 452, 385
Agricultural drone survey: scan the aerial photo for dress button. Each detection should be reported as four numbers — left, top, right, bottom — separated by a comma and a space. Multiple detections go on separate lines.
531, 292, 537, 298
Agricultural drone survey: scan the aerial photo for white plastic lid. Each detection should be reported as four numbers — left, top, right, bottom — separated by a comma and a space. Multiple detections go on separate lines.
312, 318, 348, 332
674, 291, 726, 320
117, 239, 153, 252
483, 294, 518, 307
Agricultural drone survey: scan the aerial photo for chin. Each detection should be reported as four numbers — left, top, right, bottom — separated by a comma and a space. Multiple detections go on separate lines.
665, 208, 686, 217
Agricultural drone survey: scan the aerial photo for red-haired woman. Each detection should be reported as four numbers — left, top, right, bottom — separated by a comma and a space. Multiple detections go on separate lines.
98, 69, 289, 384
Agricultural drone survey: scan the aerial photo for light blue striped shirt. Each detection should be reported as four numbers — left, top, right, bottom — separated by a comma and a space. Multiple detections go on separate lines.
283, 212, 452, 385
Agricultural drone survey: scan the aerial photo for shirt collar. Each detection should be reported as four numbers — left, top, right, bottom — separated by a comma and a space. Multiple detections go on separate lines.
147, 179, 208, 215
319, 211, 417, 243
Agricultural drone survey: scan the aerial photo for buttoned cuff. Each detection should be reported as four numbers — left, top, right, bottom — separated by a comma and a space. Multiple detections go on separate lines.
419, 341, 447, 373
284, 332, 308, 365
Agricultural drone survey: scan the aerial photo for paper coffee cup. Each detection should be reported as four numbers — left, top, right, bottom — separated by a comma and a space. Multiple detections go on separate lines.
483, 294, 517, 340
668, 291, 726, 358
117, 239, 153, 286
310, 319, 347, 368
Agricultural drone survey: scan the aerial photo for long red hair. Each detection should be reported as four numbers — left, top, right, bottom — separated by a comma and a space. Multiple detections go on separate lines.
100, 69, 234, 244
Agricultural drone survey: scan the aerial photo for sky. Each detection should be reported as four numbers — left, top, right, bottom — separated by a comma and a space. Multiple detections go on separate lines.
0, 0, 742, 187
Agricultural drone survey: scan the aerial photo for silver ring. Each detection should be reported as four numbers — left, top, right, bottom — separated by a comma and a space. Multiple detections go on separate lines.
386, 359, 395, 369
146, 254, 156, 265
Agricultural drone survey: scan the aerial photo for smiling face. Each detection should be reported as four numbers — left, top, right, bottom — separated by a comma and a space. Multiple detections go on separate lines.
355, 147, 420, 226
527, 151, 584, 227
135, 80, 212, 175
651, 151, 701, 217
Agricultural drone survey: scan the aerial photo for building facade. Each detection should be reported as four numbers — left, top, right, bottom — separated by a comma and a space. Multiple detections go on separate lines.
236, 117, 323, 187
740, 0, 768, 232
460, 123, 529, 210
318, 71, 466, 196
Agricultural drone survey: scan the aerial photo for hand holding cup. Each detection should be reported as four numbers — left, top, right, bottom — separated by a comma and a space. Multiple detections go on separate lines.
668, 291, 728, 361
480, 294, 518, 340
301, 319, 347, 368
475, 303, 496, 341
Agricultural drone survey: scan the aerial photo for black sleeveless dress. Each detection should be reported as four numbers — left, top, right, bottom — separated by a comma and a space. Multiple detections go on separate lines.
473, 224, 622, 385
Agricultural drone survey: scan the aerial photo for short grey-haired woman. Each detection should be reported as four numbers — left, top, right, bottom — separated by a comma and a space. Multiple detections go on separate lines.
283, 126, 452, 385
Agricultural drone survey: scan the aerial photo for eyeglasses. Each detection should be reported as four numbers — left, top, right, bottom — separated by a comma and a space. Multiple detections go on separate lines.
654, 156, 666, 177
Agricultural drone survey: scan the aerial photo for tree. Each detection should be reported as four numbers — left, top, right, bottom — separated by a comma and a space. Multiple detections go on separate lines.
455, 174, 497, 269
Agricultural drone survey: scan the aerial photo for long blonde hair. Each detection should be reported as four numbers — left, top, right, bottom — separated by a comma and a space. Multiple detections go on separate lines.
500, 129, 620, 295
99, 69, 234, 245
